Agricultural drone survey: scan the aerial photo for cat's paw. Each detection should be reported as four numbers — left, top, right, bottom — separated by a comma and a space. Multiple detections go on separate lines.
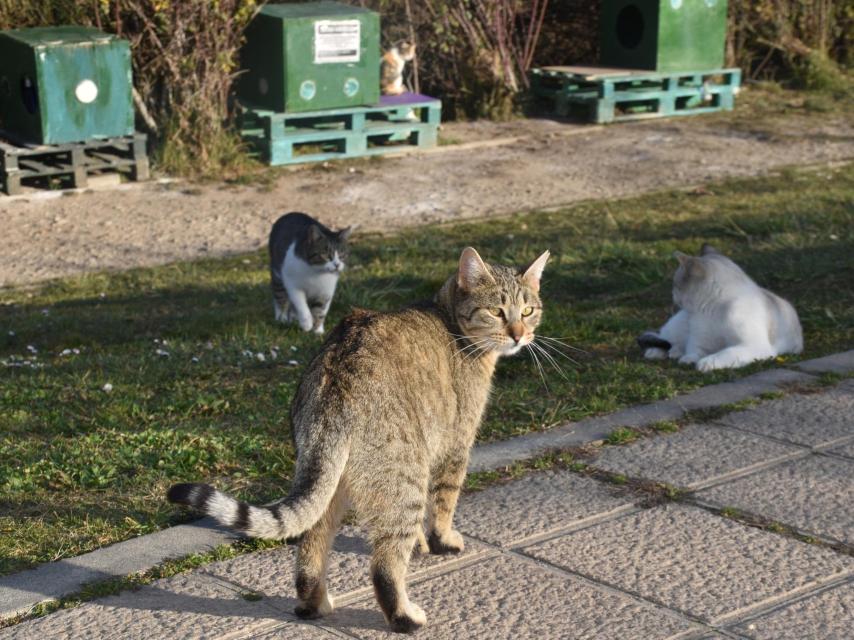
389, 602, 426, 633
668, 346, 684, 359
412, 528, 430, 557
696, 355, 721, 372
312, 324, 325, 335
644, 347, 667, 360
297, 316, 314, 332
295, 592, 334, 619
428, 529, 464, 554
678, 354, 699, 366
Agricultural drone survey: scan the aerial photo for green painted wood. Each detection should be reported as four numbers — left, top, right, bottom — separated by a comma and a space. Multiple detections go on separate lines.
0, 26, 133, 144
239, 97, 441, 166
238, 1, 380, 113
530, 66, 740, 123
600, 0, 727, 73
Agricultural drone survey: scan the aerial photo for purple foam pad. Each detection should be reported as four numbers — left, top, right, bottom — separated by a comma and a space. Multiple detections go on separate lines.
378, 92, 437, 106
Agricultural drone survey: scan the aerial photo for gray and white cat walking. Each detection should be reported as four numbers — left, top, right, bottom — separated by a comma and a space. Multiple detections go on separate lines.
269, 212, 352, 334
639, 244, 803, 371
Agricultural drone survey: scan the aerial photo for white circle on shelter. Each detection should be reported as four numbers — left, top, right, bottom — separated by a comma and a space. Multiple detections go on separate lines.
75, 79, 98, 104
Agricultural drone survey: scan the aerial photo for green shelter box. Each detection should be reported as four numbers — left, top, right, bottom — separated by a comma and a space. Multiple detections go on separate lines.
601, 0, 728, 72
0, 26, 133, 145
238, 2, 380, 113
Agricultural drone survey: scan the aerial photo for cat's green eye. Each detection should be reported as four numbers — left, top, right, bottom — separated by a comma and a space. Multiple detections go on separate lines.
488, 307, 503, 317
522, 306, 534, 317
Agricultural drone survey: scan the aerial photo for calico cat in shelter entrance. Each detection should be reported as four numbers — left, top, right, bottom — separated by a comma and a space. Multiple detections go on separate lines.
168, 246, 550, 633
638, 244, 803, 371
268, 212, 353, 334
381, 40, 416, 96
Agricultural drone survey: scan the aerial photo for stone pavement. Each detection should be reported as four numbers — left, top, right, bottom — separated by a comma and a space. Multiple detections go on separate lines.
2, 377, 852, 639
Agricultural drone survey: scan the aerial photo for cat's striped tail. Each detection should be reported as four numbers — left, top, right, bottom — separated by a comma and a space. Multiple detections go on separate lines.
167, 441, 349, 541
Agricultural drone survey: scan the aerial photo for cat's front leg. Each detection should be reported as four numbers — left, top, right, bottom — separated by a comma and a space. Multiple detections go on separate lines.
285, 286, 315, 332
426, 455, 467, 554
310, 298, 333, 335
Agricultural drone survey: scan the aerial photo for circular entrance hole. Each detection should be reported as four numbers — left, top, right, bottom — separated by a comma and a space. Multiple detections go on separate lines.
616, 5, 645, 50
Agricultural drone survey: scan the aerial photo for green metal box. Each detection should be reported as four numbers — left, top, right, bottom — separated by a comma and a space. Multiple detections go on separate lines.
0, 26, 133, 144
238, 2, 380, 113
600, 0, 728, 72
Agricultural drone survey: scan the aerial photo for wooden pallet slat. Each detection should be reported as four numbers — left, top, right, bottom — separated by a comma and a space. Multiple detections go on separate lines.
530, 66, 741, 124
1, 133, 149, 195
239, 93, 441, 167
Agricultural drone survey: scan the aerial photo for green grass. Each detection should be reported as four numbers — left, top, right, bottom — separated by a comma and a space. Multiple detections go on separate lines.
1, 162, 853, 576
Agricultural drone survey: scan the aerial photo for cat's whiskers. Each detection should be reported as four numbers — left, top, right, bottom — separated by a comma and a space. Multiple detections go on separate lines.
536, 335, 588, 354
535, 338, 581, 367
530, 341, 572, 383
456, 337, 492, 361
525, 344, 549, 391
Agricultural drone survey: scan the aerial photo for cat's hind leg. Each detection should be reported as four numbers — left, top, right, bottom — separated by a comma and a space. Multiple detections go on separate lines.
353, 466, 428, 632
659, 310, 689, 360
294, 486, 348, 619
697, 344, 775, 372
426, 454, 467, 554
271, 270, 291, 323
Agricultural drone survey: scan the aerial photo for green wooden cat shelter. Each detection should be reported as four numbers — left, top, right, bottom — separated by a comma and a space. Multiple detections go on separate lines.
236, 1, 440, 166
530, 0, 741, 123
0, 26, 148, 195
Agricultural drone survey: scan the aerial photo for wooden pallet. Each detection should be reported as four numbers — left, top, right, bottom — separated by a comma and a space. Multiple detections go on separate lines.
0, 133, 149, 195
529, 66, 741, 123
239, 93, 441, 166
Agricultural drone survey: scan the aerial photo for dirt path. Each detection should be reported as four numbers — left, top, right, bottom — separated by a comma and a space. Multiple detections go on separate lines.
2, 106, 852, 288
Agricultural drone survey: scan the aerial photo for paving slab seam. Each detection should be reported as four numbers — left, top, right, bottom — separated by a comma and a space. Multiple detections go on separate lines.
687, 496, 854, 554
720, 576, 854, 635
499, 503, 641, 550
445, 526, 712, 637
498, 546, 711, 638
707, 570, 854, 627
710, 421, 854, 453
587, 446, 813, 494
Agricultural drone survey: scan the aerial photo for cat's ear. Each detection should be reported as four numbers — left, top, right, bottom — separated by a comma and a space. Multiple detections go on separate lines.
457, 247, 494, 291
673, 251, 690, 265
337, 225, 356, 241
700, 243, 720, 256
308, 225, 324, 242
521, 250, 550, 292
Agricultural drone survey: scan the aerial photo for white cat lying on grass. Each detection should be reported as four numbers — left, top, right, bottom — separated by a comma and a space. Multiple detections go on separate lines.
638, 244, 803, 372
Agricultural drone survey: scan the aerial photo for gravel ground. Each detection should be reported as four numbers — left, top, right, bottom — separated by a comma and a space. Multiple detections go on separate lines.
1, 107, 852, 287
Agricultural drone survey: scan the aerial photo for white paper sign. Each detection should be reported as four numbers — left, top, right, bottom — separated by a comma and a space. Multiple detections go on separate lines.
314, 20, 360, 64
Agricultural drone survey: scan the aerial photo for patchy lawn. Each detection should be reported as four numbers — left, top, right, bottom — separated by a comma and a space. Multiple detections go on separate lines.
1, 162, 852, 575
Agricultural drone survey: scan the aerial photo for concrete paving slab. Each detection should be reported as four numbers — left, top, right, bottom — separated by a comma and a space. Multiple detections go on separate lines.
247, 621, 341, 639
592, 424, 804, 489
469, 368, 815, 473
697, 454, 854, 544
0, 572, 283, 640
522, 504, 854, 624
732, 581, 854, 640
202, 526, 491, 609
0, 516, 234, 619
455, 470, 635, 547
715, 383, 854, 448
794, 350, 854, 375
323, 555, 697, 639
